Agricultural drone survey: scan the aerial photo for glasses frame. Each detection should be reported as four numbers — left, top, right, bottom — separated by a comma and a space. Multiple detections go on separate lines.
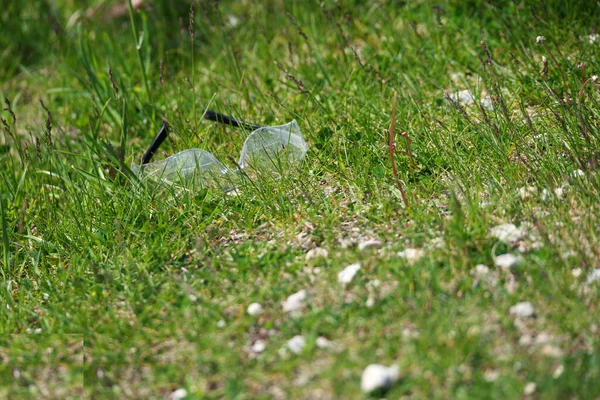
141, 110, 260, 165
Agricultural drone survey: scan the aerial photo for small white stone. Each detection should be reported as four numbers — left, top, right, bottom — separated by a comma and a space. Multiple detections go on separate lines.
490, 223, 525, 243
480, 98, 493, 110
247, 303, 263, 316
531, 241, 544, 250
452, 90, 475, 106
518, 186, 536, 200
536, 35, 546, 44
283, 290, 308, 313
358, 239, 382, 251
472, 264, 490, 277
227, 15, 239, 28
168, 388, 188, 400
367, 279, 381, 289
562, 250, 576, 259
510, 302, 535, 318
519, 334, 533, 346
571, 169, 585, 178
451, 73, 463, 83
338, 263, 361, 284
360, 364, 399, 393
572, 268, 582, 278
296, 232, 313, 248
251, 340, 267, 353
541, 188, 552, 201
365, 297, 375, 308
541, 344, 563, 358
397, 248, 424, 265
554, 185, 566, 198
217, 320, 226, 328
287, 335, 306, 354
534, 332, 553, 345
553, 364, 564, 378
494, 254, 523, 269
401, 327, 420, 339
429, 237, 445, 249
524, 382, 536, 395
305, 247, 329, 261
316, 336, 332, 349
587, 269, 600, 284
484, 370, 499, 382
226, 188, 242, 197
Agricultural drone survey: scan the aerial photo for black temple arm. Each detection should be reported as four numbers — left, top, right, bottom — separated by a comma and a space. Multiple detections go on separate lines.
203, 110, 261, 130
142, 121, 169, 165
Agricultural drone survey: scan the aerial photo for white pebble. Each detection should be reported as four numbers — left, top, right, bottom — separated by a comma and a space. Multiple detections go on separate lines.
360, 364, 399, 393
471, 264, 490, 278
305, 247, 329, 261
553, 364, 564, 378
518, 186, 536, 200
316, 336, 333, 349
510, 301, 535, 318
587, 269, 600, 284
168, 388, 188, 400
541, 188, 551, 201
490, 223, 525, 243
484, 370, 499, 382
358, 239, 382, 251
247, 303, 263, 316
429, 237, 445, 249
287, 335, 306, 354
541, 344, 563, 358
397, 248, 424, 265
282, 290, 308, 313
251, 340, 267, 353
480, 98, 493, 110
227, 15, 239, 28
338, 263, 361, 284
524, 382, 536, 395
470, 264, 498, 287
451, 90, 475, 106
216, 320, 226, 328
365, 297, 375, 308
494, 254, 523, 269
554, 185, 566, 198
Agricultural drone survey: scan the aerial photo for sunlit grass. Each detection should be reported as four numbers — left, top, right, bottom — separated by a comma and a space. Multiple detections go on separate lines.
1, 0, 599, 398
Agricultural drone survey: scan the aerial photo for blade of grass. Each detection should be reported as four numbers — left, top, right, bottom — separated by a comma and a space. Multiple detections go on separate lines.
127, 0, 151, 103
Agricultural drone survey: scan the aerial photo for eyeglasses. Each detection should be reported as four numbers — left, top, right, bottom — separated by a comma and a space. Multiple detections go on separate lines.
136, 109, 307, 188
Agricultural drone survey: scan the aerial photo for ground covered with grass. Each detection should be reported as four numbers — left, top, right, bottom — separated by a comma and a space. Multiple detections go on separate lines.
1, 0, 600, 398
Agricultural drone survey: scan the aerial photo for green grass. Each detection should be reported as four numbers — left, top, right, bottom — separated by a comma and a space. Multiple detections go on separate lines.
1, 0, 600, 398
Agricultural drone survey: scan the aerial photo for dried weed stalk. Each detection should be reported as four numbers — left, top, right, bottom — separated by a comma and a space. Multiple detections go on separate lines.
388, 92, 409, 209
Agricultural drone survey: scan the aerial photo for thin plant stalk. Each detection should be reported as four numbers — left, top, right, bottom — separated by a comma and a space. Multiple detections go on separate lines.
0, 196, 10, 275
127, 0, 151, 102
388, 92, 409, 209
